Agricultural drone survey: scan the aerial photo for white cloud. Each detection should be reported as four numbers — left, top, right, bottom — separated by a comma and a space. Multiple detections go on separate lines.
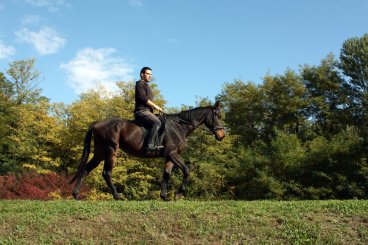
25, 0, 70, 12
60, 48, 135, 94
0, 41, 16, 59
22, 14, 41, 25
0, 3, 4, 11
169, 38, 179, 43
15, 27, 65, 55
129, 0, 143, 7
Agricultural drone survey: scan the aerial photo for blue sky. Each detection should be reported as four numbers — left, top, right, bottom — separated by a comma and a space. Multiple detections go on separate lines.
0, 0, 367, 108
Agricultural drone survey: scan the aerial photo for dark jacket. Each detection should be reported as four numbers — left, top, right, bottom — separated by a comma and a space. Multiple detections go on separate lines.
134, 80, 153, 113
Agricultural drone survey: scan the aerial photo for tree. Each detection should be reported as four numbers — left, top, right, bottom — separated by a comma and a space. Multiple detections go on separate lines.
301, 54, 347, 137
339, 34, 368, 146
6, 58, 43, 104
219, 80, 265, 146
6, 100, 65, 174
0, 73, 17, 174
0, 59, 62, 174
340, 34, 368, 96
261, 70, 307, 142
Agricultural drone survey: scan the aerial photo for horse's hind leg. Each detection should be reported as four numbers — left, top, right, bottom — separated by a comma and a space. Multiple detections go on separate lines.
102, 146, 121, 200
72, 154, 103, 200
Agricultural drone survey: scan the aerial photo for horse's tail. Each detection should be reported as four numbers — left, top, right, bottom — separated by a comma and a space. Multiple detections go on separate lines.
70, 123, 95, 184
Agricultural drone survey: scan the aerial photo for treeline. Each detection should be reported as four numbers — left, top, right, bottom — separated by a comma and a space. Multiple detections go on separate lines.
0, 34, 367, 200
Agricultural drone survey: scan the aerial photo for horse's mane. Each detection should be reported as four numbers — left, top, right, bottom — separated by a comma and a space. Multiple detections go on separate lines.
171, 106, 211, 123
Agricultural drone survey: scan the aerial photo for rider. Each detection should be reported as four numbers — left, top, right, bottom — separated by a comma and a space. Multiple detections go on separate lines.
134, 67, 164, 152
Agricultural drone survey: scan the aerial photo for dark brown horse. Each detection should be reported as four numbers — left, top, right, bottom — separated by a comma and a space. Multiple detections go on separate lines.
70, 101, 225, 200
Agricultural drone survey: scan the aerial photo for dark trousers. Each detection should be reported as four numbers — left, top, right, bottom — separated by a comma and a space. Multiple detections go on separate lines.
135, 110, 161, 148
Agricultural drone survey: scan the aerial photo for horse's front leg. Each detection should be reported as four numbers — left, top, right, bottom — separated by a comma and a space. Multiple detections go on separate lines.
177, 164, 189, 196
160, 160, 174, 201
168, 153, 189, 198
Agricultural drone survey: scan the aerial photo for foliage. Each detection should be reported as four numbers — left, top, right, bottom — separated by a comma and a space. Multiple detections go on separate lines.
0, 73, 17, 174
0, 59, 63, 175
301, 127, 367, 199
219, 34, 368, 200
0, 172, 82, 200
339, 34, 368, 149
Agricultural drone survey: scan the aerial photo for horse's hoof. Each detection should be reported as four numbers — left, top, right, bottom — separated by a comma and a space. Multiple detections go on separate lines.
174, 191, 185, 200
72, 192, 80, 200
160, 195, 170, 201
113, 195, 121, 200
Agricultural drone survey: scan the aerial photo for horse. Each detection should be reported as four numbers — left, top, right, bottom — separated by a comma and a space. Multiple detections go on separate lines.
70, 101, 225, 201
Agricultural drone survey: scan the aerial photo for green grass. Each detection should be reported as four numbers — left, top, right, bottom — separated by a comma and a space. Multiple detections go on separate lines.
1, 200, 367, 244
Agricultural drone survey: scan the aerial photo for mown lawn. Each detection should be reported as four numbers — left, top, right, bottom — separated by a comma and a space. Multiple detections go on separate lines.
0, 200, 367, 244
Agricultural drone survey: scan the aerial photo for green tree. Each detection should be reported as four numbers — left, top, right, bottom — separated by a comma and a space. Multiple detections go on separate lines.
6, 101, 64, 173
0, 58, 64, 174
339, 34, 368, 147
6, 58, 43, 104
301, 127, 367, 199
219, 80, 265, 146
261, 70, 307, 142
0, 73, 17, 174
301, 54, 347, 137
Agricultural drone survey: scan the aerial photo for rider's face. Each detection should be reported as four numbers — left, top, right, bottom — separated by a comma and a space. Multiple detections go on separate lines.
141, 70, 152, 82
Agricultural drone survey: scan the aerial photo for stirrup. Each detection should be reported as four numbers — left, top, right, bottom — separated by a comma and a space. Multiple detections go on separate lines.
146, 145, 163, 151
145, 145, 164, 153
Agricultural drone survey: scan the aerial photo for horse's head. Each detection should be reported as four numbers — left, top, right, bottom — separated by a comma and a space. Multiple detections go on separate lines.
204, 101, 225, 141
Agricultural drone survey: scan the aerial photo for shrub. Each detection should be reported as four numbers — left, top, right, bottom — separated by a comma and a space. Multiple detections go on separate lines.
0, 172, 88, 200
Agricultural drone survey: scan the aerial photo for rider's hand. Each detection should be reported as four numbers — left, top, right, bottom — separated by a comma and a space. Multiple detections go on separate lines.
155, 105, 163, 112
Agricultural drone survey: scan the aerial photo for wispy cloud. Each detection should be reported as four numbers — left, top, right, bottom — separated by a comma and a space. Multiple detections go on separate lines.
15, 27, 65, 55
169, 38, 179, 43
0, 41, 16, 59
25, 0, 70, 12
129, 0, 143, 7
21, 14, 42, 25
0, 3, 4, 11
60, 48, 135, 95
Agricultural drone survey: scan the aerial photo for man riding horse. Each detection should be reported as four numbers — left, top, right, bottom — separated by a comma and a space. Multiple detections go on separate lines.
70, 67, 226, 201
134, 67, 164, 154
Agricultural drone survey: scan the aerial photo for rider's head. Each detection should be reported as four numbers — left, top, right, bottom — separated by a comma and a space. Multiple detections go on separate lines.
140, 67, 152, 82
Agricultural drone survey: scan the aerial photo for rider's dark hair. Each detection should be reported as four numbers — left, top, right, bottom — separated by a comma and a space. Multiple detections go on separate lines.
140, 67, 152, 75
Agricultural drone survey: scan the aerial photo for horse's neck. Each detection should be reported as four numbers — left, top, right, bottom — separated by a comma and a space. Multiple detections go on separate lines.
177, 107, 208, 133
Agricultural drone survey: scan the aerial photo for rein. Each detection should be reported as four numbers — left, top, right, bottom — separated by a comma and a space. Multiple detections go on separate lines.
161, 112, 213, 135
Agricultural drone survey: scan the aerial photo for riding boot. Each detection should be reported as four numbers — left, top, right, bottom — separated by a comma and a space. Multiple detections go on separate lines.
146, 125, 163, 151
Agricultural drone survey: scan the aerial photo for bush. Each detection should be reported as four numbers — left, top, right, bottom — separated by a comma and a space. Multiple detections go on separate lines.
0, 172, 88, 200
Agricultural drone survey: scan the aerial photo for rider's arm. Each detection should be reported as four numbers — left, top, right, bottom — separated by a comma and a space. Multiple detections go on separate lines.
147, 100, 162, 112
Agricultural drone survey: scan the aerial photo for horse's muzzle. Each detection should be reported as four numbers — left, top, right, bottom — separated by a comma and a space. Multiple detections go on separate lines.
214, 128, 225, 141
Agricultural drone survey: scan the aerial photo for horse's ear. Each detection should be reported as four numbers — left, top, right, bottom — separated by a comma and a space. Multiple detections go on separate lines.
214, 100, 220, 109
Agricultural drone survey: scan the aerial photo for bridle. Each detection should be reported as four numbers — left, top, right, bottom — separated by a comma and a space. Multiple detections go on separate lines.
210, 109, 225, 136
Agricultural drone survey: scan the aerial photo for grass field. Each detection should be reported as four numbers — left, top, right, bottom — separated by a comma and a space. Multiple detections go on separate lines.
0, 200, 367, 244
